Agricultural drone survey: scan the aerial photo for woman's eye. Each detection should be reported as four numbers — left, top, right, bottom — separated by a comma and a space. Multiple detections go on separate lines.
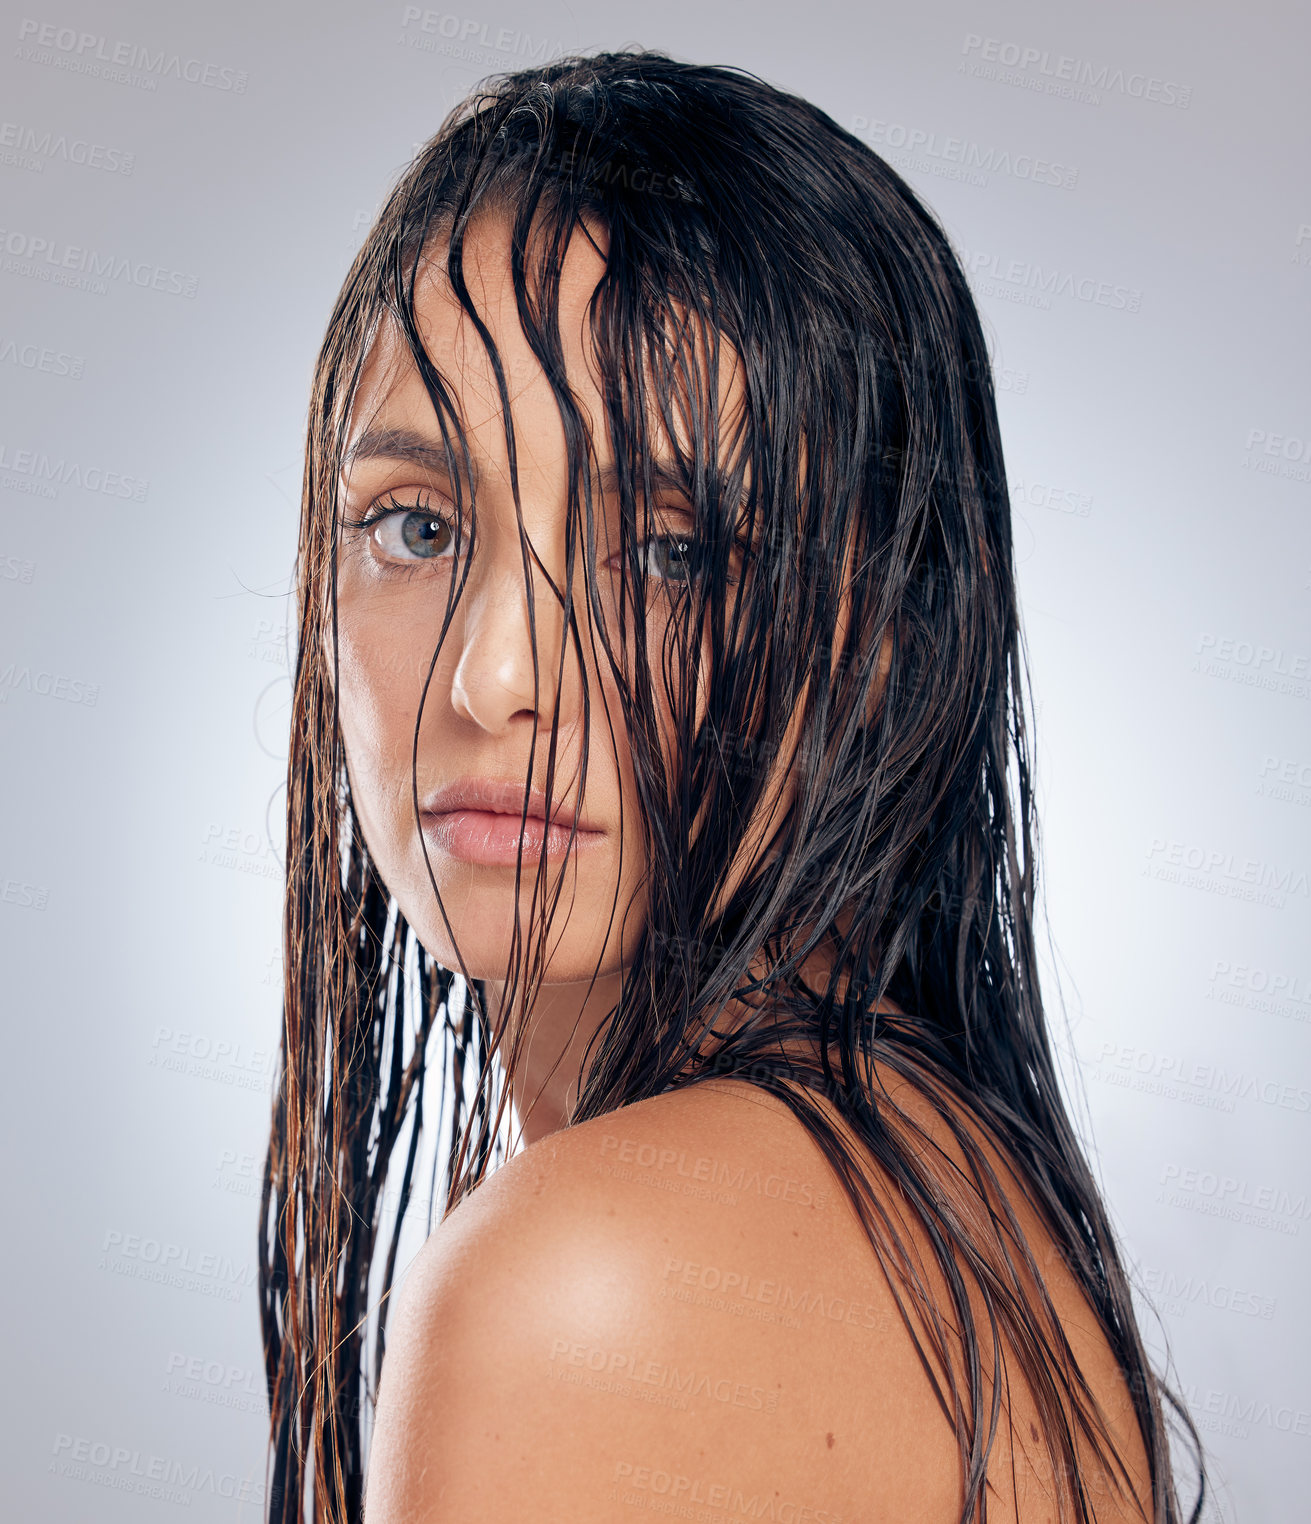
359, 496, 456, 564
635, 531, 743, 591
643, 533, 705, 582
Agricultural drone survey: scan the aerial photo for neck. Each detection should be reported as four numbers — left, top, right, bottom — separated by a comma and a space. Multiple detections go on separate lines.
481, 916, 896, 1151
481, 969, 625, 1149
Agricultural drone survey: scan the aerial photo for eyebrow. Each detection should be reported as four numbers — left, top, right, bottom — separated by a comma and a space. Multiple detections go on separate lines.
346, 426, 452, 476
345, 425, 754, 526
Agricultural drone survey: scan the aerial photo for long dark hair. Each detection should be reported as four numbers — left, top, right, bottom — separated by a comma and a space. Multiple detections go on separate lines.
259, 47, 1205, 1524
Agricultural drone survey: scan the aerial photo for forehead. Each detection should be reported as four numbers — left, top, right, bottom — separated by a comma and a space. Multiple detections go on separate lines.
346, 208, 749, 483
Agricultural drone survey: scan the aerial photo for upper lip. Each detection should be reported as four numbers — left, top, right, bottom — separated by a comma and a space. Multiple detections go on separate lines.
420, 776, 599, 831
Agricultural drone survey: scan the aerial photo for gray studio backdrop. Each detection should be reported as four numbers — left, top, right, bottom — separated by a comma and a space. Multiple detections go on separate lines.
2, 1, 1308, 1519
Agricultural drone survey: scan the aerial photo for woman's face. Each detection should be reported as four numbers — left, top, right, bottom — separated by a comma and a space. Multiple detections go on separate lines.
331, 209, 771, 991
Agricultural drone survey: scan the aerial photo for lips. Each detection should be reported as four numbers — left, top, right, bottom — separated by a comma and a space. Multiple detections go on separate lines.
419, 776, 597, 833
418, 776, 603, 866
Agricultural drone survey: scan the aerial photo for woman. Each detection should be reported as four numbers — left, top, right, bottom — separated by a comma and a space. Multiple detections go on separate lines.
259, 49, 1206, 1524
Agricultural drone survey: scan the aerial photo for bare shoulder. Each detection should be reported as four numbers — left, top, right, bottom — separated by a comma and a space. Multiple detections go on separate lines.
364, 1078, 960, 1524
365, 1075, 1152, 1523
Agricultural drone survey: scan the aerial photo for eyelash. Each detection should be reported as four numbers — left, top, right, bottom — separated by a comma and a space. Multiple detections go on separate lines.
344, 492, 743, 585
342, 492, 440, 534
631, 533, 742, 588
341, 493, 457, 572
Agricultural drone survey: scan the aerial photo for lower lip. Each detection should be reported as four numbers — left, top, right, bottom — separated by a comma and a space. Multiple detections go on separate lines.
422, 809, 604, 866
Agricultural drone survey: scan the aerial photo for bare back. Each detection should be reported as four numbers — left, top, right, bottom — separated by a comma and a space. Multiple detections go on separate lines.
666, 1065, 1156, 1523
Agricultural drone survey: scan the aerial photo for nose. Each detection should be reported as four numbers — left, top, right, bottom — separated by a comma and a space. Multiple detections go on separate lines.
448, 529, 580, 737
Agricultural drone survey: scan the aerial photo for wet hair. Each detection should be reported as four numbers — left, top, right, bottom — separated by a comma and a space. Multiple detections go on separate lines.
259, 46, 1206, 1524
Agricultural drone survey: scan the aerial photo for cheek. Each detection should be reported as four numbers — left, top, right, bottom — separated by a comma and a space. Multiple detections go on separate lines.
333, 597, 439, 837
